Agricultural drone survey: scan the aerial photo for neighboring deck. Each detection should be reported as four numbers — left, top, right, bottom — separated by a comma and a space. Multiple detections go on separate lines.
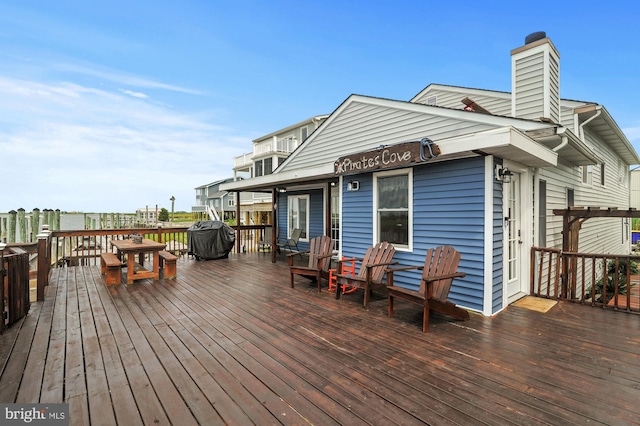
1, 253, 640, 425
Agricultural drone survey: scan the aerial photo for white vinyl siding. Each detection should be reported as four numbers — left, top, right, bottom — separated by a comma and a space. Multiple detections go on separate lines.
282, 100, 497, 172
548, 55, 560, 122
512, 42, 561, 123
513, 52, 545, 120
538, 127, 630, 255
412, 87, 512, 117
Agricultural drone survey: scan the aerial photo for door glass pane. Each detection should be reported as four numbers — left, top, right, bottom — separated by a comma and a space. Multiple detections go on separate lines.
299, 198, 307, 239
288, 199, 298, 236
507, 177, 519, 281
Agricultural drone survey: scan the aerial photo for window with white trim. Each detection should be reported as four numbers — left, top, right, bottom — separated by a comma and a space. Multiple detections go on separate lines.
264, 157, 273, 175
582, 165, 593, 185
374, 170, 412, 248
288, 195, 309, 240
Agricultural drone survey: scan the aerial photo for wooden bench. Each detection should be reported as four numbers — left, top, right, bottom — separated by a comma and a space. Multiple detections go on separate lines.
100, 253, 122, 286
159, 250, 178, 279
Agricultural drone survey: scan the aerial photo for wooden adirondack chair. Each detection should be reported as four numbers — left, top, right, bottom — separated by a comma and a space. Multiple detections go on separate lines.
288, 235, 334, 292
334, 241, 396, 307
386, 245, 468, 332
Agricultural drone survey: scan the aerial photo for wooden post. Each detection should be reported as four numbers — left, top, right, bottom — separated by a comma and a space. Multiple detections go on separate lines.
560, 212, 569, 299
0, 242, 6, 333
55, 209, 60, 230
37, 227, 51, 301
31, 208, 40, 242
8, 210, 16, 243
272, 187, 277, 264
18, 208, 26, 243
326, 182, 332, 238
236, 191, 241, 254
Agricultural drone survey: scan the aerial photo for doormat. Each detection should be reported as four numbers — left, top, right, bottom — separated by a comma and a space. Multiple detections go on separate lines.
512, 296, 557, 313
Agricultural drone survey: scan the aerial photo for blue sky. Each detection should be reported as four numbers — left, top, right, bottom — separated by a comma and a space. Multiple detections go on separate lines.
1, 1, 639, 213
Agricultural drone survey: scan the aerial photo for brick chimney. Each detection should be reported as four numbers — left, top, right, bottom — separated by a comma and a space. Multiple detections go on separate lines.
511, 32, 560, 123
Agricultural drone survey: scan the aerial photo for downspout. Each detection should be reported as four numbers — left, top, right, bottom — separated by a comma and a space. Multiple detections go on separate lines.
553, 127, 568, 152
578, 107, 602, 141
553, 135, 568, 152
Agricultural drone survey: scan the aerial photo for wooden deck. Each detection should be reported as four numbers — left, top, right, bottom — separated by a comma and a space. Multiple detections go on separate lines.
2, 253, 640, 425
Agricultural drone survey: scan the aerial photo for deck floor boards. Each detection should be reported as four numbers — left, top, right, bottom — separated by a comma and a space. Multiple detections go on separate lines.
2, 253, 640, 425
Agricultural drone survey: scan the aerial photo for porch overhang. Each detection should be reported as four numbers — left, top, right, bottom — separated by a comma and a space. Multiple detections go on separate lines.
574, 104, 640, 165
526, 126, 604, 166
220, 163, 336, 193
434, 127, 558, 167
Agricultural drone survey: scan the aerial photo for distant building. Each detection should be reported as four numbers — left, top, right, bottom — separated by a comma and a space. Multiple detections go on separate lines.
194, 115, 328, 226
192, 178, 236, 221
135, 207, 160, 225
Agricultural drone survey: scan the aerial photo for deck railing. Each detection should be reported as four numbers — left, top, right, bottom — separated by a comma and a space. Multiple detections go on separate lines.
531, 246, 640, 312
24, 225, 272, 300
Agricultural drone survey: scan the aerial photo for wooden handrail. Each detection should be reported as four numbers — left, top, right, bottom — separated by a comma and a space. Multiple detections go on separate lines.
531, 247, 640, 312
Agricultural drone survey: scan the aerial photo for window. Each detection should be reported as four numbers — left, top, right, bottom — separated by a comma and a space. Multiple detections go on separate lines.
538, 180, 547, 247
301, 126, 308, 141
254, 160, 263, 177
601, 163, 606, 186
264, 157, 273, 175
582, 165, 593, 185
567, 188, 574, 207
288, 195, 309, 240
618, 160, 627, 187
375, 170, 412, 248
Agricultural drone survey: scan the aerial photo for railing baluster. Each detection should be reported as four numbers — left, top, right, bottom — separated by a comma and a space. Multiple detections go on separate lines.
590, 257, 596, 307
580, 256, 585, 304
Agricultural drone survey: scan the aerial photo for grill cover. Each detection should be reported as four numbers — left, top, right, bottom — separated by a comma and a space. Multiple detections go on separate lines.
187, 220, 235, 260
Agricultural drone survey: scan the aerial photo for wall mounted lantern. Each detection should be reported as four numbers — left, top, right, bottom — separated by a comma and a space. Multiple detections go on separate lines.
495, 165, 513, 183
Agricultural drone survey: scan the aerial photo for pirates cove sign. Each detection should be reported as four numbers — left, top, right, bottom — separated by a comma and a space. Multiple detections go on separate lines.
334, 138, 441, 175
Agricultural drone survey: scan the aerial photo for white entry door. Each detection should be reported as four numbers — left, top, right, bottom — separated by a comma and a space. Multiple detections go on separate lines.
505, 172, 522, 299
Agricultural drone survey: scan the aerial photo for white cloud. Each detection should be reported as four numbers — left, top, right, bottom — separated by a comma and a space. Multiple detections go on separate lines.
55, 62, 205, 95
120, 89, 149, 99
0, 75, 250, 213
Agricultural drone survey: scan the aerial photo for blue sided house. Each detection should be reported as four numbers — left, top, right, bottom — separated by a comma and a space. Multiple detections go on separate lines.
221, 33, 639, 316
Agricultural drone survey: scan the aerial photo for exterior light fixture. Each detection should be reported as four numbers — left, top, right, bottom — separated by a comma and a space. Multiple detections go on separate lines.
495, 165, 513, 183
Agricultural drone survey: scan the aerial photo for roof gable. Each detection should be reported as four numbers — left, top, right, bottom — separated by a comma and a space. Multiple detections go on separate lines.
278, 94, 554, 173
411, 84, 638, 164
